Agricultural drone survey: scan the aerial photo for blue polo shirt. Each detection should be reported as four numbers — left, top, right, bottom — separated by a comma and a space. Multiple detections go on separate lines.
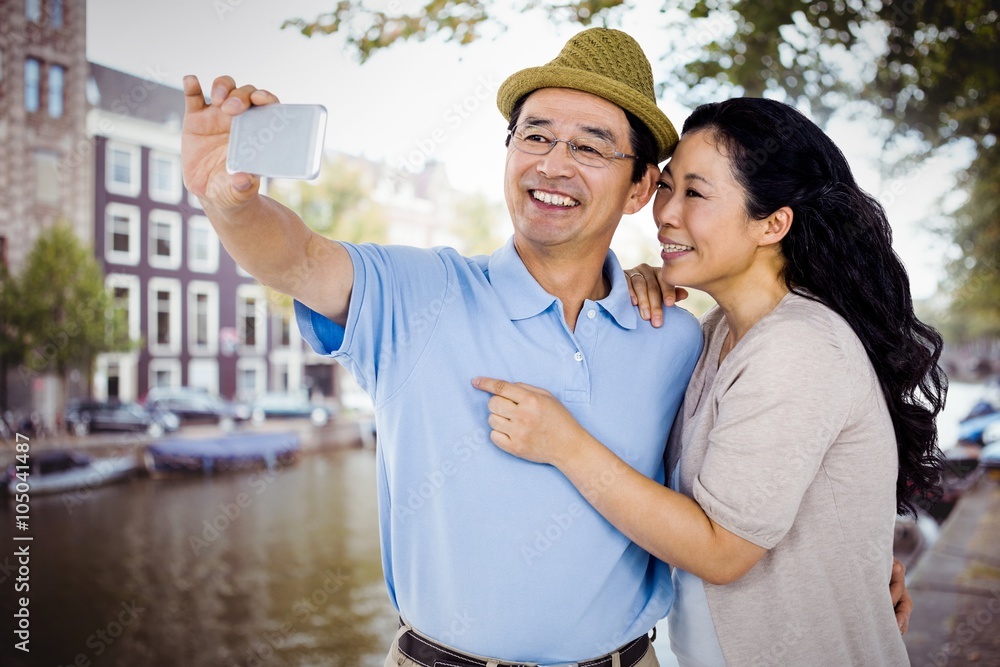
295, 237, 702, 663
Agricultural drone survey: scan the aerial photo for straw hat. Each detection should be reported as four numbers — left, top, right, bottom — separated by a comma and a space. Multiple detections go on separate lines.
497, 28, 678, 162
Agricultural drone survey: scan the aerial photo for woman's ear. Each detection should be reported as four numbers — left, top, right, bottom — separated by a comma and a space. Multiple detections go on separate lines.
760, 206, 793, 246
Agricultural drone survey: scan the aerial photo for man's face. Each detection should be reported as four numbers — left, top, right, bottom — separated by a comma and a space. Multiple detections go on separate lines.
503, 88, 652, 257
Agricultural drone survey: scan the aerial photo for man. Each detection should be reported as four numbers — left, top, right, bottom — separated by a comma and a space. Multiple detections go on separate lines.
182, 27, 908, 666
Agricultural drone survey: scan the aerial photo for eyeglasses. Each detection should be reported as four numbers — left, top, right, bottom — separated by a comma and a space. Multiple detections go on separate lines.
506, 123, 637, 168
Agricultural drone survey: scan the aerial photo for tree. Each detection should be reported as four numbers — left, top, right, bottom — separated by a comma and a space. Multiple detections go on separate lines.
283, 0, 999, 340
6, 224, 132, 418
281, 0, 630, 63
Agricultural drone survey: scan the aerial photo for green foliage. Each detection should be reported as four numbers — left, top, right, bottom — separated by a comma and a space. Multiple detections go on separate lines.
284, 0, 999, 340
673, 0, 998, 340
270, 156, 391, 244
282, 0, 629, 62
7, 224, 133, 388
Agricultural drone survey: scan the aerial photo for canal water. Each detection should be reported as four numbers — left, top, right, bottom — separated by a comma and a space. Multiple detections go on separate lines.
0, 381, 987, 666
0, 447, 397, 667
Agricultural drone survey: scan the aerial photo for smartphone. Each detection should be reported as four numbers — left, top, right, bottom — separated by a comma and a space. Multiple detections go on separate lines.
226, 103, 327, 180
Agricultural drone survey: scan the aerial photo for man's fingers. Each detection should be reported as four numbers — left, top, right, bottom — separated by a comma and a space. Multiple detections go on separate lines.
487, 395, 517, 420
249, 88, 281, 106
473, 376, 538, 405
210, 75, 237, 106
183, 75, 207, 113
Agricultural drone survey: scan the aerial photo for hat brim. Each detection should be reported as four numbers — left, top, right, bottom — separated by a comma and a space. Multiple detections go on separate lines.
497, 65, 678, 163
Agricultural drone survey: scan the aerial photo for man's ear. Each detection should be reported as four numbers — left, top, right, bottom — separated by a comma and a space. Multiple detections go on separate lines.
761, 206, 793, 246
624, 163, 660, 215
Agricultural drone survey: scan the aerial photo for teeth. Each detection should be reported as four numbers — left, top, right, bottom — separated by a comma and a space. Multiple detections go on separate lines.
661, 243, 694, 252
532, 190, 578, 207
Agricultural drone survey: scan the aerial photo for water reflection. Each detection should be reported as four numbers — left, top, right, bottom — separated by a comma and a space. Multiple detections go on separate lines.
1, 448, 397, 667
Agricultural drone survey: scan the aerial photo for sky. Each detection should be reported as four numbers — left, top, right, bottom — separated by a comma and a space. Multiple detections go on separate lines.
86, 0, 968, 300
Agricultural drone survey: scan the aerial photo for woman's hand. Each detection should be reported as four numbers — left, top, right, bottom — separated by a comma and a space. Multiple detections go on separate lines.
471, 377, 589, 468
624, 263, 688, 328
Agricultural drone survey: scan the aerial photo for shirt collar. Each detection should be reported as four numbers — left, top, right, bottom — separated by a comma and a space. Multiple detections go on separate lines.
487, 236, 639, 330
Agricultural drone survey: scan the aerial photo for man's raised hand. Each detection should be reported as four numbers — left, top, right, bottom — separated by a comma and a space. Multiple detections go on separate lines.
181, 75, 280, 211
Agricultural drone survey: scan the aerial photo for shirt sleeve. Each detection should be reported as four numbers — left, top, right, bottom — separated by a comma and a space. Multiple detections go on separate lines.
691, 313, 854, 550
293, 242, 453, 403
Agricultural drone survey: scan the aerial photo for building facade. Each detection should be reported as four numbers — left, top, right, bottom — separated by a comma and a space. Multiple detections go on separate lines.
0, 0, 91, 416
88, 63, 278, 403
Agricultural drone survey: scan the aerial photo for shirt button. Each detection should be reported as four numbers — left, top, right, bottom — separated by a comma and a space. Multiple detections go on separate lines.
574, 351, 583, 362
587, 309, 596, 319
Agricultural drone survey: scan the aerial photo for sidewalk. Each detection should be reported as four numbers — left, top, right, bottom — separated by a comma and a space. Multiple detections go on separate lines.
904, 474, 1000, 666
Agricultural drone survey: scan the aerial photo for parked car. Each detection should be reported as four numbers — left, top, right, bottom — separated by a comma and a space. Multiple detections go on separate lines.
250, 392, 337, 427
144, 387, 251, 430
65, 400, 179, 437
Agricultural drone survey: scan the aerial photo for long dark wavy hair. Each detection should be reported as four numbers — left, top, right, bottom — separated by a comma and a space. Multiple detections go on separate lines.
683, 98, 947, 516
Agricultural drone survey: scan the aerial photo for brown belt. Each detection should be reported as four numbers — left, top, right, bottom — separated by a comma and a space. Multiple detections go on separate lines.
397, 627, 651, 667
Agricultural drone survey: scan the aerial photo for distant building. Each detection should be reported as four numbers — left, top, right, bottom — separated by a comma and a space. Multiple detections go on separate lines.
0, 0, 90, 273
0, 0, 91, 416
87, 63, 281, 402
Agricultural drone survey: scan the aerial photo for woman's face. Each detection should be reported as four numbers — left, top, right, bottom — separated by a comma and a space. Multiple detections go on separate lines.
652, 130, 771, 297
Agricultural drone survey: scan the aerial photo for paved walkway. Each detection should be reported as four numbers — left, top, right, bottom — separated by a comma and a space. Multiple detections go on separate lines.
904, 474, 1000, 666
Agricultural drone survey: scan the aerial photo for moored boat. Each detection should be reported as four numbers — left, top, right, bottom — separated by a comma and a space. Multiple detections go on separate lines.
144, 432, 300, 477
4, 450, 140, 496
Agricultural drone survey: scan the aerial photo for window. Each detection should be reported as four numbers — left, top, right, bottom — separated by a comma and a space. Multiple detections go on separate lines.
148, 210, 182, 270
188, 359, 219, 395
25, 0, 41, 22
274, 312, 292, 347
149, 151, 181, 203
148, 278, 181, 355
237, 285, 266, 353
48, 64, 64, 118
25, 59, 40, 112
188, 281, 219, 354
51, 0, 64, 27
188, 216, 219, 273
236, 358, 267, 401
105, 142, 141, 197
105, 203, 140, 265
34, 151, 60, 203
148, 359, 181, 390
106, 273, 141, 340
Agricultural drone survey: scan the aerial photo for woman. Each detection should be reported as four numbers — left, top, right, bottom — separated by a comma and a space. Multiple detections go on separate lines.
472, 98, 945, 665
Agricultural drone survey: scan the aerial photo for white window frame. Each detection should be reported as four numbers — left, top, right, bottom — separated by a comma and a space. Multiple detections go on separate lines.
236, 284, 267, 354
236, 358, 267, 401
187, 280, 219, 355
148, 277, 182, 356
148, 209, 182, 270
34, 150, 60, 204
105, 273, 141, 341
105, 203, 141, 266
188, 359, 220, 395
106, 141, 141, 198
148, 358, 182, 391
188, 215, 219, 273
149, 150, 182, 203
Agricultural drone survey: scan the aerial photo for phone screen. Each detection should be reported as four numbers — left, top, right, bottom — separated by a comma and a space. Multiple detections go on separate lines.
226, 104, 328, 180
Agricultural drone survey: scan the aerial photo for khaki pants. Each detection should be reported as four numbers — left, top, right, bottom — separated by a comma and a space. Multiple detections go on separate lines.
384, 620, 661, 667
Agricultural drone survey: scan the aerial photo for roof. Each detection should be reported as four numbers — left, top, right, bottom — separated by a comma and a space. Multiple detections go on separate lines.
87, 62, 185, 126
